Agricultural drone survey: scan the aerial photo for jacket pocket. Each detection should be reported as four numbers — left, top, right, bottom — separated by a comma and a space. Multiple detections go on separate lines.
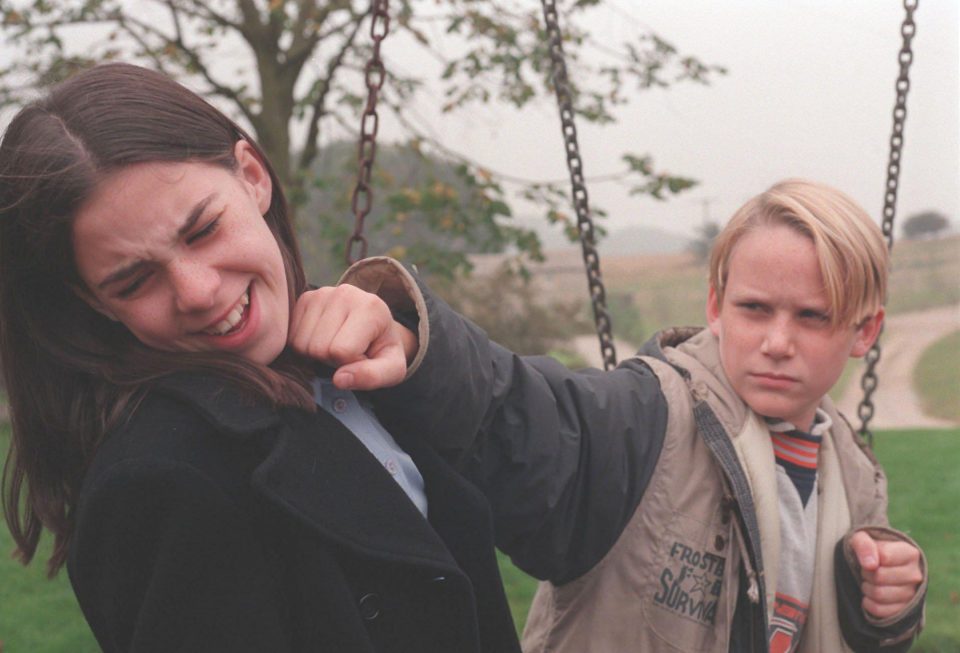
642, 510, 738, 652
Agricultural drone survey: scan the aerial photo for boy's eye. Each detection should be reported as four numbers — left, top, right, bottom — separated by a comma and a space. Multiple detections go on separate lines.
117, 272, 152, 298
186, 217, 220, 244
800, 309, 830, 323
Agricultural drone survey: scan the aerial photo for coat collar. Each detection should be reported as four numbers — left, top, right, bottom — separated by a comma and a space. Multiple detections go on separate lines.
152, 371, 282, 435
636, 325, 704, 365
640, 327, 751, 438
151, 372, 467, 575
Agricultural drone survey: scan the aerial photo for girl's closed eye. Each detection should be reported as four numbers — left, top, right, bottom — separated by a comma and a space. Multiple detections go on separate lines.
187, 216, 221, 244
117, 272, 152, 298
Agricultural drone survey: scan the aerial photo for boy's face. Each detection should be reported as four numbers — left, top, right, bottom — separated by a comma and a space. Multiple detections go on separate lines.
706, 224, 883, 431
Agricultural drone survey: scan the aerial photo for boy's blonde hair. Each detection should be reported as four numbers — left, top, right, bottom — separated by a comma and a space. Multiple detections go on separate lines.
709, 179, 888, 328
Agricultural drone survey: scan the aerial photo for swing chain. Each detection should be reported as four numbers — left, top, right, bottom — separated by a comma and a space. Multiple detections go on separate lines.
858, 0, 918, 445
346, 0, 390, 265
541, 0, 617, 371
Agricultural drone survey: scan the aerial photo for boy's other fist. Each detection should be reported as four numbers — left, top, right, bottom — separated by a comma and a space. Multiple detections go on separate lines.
849, 530, 923, 620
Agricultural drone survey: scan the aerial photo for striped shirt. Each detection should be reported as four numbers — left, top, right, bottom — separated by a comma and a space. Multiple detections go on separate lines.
766, 409, 831, 653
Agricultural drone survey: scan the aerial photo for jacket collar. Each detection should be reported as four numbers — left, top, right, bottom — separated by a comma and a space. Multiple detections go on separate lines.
152, 371, 282, 436
641, 327, 750, 438
151, 372, 466, 574
636, 325, 703, 368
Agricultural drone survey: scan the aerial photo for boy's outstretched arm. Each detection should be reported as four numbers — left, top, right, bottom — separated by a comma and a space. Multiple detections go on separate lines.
338, 257, 669, 583
835, 527, 927, 652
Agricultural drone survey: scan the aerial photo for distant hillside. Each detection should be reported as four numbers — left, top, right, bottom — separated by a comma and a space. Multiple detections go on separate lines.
492, 234, 960, 347
598, 225, 692, 256
531, 224, 691, 256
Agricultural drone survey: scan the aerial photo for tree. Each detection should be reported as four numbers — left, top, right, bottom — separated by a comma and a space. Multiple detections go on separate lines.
298, 139, 538, 283
433, 262, 590, 355
0, 0, 724, 277
902, 211, 951, 240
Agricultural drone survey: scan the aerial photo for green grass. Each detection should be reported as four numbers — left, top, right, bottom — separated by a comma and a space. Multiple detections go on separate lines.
876, 430, 960, 652
0, 425, 98, 652
3, 423, 957, 650
498, 551, 539, 633
914, 330, 960, 423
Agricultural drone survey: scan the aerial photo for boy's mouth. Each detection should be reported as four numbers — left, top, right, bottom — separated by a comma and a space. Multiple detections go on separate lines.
201, 286, 251, 336
751, 372, 799, 388
754, 372, 797, 381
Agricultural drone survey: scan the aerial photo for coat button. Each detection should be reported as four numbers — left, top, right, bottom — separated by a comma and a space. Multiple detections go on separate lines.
358, 593, 381, 621
720, 496, 735, 525
715, 535, 726, 551
333, 398, 349, 413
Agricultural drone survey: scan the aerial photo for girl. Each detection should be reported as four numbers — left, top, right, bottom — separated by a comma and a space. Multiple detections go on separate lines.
0, 62, 518, 653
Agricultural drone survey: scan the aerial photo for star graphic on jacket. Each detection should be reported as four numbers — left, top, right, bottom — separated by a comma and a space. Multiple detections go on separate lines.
689, 572, 713, 596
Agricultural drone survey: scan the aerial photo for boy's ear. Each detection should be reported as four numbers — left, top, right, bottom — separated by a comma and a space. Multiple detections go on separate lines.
234, 140, 272, 214
72, 284, 119, 322
850, 307, 885, 358
706, 285, 722, 336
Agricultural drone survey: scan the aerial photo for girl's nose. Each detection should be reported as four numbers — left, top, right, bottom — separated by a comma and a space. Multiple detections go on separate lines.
168, 257, 219, 314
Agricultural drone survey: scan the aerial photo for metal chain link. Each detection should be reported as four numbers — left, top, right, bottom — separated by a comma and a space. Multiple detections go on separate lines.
541, 0, 617, 370
345, 0, 390, 265
858, 0, 918, 445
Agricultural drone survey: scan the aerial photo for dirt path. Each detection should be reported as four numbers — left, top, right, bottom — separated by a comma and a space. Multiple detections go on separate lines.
835, 304, 959, 429
570, 304, 960, 429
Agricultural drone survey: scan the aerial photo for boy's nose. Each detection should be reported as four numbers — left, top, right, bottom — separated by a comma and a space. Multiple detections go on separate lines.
760, 320, 795, 359
169, 258, 219, 314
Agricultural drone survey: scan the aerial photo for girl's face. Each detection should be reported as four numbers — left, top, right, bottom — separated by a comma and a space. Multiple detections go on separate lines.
72, 141, 291, 365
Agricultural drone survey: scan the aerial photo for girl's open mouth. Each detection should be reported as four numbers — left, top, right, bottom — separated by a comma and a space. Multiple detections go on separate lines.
203, 285, 251, 337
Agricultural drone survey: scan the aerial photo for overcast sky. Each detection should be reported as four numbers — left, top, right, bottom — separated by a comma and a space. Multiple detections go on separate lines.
2, 1, 956, 243
386, 0, 959, 241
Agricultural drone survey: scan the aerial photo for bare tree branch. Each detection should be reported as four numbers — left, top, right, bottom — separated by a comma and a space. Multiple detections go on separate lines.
297, 11, 364, 172
285, 0, 344, 71
234, 0, 266, 47
117, 8, 258, 126
113, 15, 175, 75
145, 0, 242, 32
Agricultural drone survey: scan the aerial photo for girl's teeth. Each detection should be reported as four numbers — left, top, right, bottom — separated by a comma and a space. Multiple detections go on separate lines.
205, 290, 249, 335
211, 318, 232, 335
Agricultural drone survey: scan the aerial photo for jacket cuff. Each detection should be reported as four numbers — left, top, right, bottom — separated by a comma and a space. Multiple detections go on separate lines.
835, 527, 927, 650
337, 256, 430, 379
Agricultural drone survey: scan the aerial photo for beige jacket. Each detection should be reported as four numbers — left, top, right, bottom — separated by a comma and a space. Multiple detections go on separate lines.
522, 328, 925, 653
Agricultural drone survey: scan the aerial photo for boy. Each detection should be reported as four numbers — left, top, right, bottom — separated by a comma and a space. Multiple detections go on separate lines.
306, 179, 926, 652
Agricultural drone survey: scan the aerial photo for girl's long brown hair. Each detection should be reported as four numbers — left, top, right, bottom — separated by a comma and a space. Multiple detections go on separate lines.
0, 63, 315, 575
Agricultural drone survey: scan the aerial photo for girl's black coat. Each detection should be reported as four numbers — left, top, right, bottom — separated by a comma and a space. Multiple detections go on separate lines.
66, 373, 520, 653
